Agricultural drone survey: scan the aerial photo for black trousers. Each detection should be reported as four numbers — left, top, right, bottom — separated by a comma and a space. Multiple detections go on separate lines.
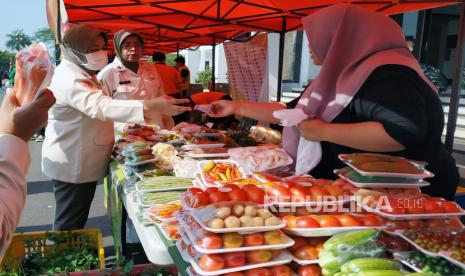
53, 180, 97, 231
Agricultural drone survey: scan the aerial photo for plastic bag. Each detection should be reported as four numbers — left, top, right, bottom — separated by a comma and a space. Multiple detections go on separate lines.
13, 43, 54, 106
273, 108, 308, 127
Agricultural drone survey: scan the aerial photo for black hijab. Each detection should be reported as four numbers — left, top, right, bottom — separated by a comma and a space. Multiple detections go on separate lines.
113, 30, 144, 73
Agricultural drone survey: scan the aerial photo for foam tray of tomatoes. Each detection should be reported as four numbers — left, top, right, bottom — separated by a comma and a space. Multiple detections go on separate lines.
181, 185, 268, 209
253, 172, 283, 183
198, 160, 247, 185
383, 217, 464, 233
178, 222, 294, 254
287, 236, 327, 265
282, 214, 385, 237
189, 202, 284, 234
186, 264, 299, 276
179, 242, 293, 276
356, 194, 465, 220
262, 179, 353, 207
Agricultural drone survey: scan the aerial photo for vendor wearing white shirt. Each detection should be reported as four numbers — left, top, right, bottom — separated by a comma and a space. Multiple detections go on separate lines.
42, 25, 190, 231
98, 30, 174, 129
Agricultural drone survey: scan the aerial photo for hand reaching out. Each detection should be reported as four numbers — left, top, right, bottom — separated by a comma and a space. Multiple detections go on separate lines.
143, 95, 191, 119
0, 89, 56, 141
208, 100, 238, 117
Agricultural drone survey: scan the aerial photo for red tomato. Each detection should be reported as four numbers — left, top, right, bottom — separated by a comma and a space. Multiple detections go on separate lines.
323, 185, 344, 198
308, 186, 330, 201
242, 184, 259, 192
427, 219, 447, 228
244, 233, 264, 246
336, 215, 362, 227
404, 198, 425, 214
295, 207, 312, 216
205, 187, 219, 195
190, 192, 210, 208
298, 264, 321, 276
290, 185, 310, 203
270, 265, 293, 276
246, 250, 272, 264
245, 268, 272, 276
441, 201, 461, 213
384, 199, 405, 214
361, 214, 383, 227
197, 232, 223, 249
294, 245, 319, 260
314, 215, 340, 228
385, 220, 409, 231
224, 252, 246, 268
222, 184, 241, 191
424, 200, 444, 213
266, 184, 291, 202
280, 180, 297, 190
289, 236, 308, 253
407, 219, 425, 229
198, 254, 224, 271
295, 216, 320, 228
245, 187, 266, 204
282, 215, 297, 228
208, 191, 230, 203
228, 189, 249, 202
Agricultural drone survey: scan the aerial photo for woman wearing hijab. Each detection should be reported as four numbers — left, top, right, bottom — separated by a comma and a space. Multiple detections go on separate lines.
43, 25, 190, 231
207, 4, 459, 200
98, 29, 173, 129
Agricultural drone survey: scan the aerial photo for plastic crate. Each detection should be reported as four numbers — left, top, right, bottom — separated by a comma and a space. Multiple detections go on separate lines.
0, 228, 105, 271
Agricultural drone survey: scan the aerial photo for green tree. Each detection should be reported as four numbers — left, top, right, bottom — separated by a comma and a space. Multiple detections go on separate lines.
195, 68, 213, 89
6, 29, 32, 51
0, 50, 15, 77
33, 27, 55, 45
166, 53, 177, 66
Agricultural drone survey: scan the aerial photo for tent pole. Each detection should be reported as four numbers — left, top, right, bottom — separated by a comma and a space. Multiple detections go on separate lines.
211, 37, 216, 91
445, 3, 465, 152
277, 17, 286, 102
55, 0, 62, 65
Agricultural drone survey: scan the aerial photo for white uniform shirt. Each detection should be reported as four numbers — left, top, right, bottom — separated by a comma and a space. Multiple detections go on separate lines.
0, 135, 30, 256
42, 59, 145, 183
98, 57, 167, 128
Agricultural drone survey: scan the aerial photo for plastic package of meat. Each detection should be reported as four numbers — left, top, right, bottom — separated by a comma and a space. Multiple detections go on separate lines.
13, 43, 54, 106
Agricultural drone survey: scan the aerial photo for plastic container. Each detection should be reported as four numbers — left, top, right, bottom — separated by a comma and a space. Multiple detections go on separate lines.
284, 226, 382, 237
0, 228, 105, 270
342, 160, 434, 179
334, 168, 430, 188
189, 250, 293, 276
394, 230, 441, 257
179, 222, 294, 254
190, 203, 285, 234
357, 201, 465, 220
197, 160, 248, 186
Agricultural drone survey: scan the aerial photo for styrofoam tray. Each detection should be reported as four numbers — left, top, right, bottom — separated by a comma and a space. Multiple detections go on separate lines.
143, 206, 178, 223
176, 239, 191, 263
284, 226, 381, 237
439, 251, 465, 270
342, 160, 434, 179
292, 256, 319, 265
197, 160, 248, 187
358, 202, 465, 220
125, 157, 158, 166
186, 152, 230, 158
392, 251, 422, 273
190, 207, 285, 234
156, 222, 178, 241
189, 250, 293, 276
135, 181, 191, 193
181, 143, 225, 151
334, 168, 430, 188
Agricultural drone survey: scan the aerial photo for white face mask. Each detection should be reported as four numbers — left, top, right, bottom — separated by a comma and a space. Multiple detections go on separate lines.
82, 50, 108, 71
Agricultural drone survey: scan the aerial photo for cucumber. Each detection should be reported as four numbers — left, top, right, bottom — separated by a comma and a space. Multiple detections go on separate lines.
341, 258, 400, 273
322, 268, 339, 276
324, 229, 378, 251
319, 250, 342, 272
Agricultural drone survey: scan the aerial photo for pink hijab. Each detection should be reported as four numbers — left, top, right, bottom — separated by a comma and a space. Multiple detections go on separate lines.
284, 3, 437, 174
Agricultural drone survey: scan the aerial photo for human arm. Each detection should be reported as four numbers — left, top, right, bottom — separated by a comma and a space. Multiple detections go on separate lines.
208, 100, 286, 123
0, 90, 55, 255
298, 119, 405, 151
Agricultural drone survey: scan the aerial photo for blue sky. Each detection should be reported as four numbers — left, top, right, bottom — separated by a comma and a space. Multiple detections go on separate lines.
0, 1, 48, 51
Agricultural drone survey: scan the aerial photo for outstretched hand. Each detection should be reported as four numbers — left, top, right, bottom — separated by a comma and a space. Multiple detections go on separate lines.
208, 100, 238, 117
144, 95, 191, 119
0, 89, 56, 141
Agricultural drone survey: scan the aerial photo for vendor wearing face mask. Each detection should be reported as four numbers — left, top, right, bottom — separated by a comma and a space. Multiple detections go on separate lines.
42, 25, 191, 231
98, 29, 173, 130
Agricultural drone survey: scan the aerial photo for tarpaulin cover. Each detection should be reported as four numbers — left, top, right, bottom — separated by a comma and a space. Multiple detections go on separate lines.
64, 0, 459, 53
